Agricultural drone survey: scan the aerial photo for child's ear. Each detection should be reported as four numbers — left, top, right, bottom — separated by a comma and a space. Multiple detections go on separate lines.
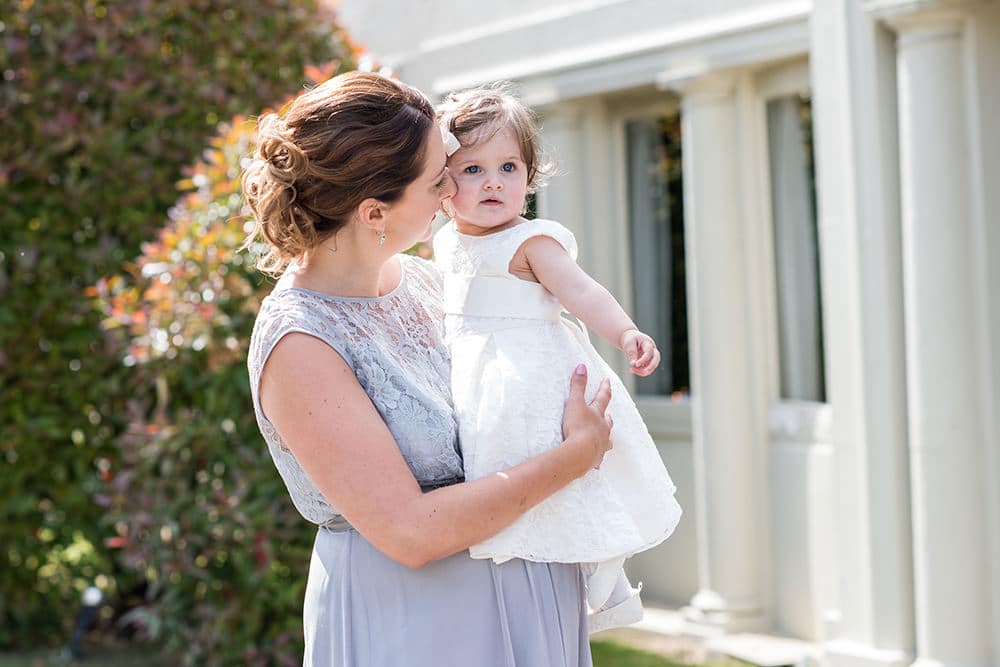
356, 198, 387, 230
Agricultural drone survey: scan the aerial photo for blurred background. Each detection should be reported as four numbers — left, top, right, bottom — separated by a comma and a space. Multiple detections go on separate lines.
2, 1, 998, 666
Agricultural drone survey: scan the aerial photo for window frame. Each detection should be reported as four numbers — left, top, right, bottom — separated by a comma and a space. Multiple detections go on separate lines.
755, 58, 829, 406
608, 94, 693, 439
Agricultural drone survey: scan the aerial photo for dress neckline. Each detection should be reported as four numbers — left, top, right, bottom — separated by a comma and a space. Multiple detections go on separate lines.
450, 219, 531, 240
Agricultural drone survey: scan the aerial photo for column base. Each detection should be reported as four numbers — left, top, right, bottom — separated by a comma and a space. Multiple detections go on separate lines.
909, 658, 994, 667
682, 589, 769, 634
824, 639, 910, 667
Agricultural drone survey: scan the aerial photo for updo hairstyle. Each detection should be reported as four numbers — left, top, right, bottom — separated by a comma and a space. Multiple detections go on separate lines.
241, 71, 436, 274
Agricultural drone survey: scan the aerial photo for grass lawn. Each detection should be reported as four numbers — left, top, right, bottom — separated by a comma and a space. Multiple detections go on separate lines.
592, 638, 696, 666
0, 639, 696, 666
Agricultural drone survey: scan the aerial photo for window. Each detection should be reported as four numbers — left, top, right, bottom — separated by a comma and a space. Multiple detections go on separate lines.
624, 114, 689, 397
767, 95, 826, 402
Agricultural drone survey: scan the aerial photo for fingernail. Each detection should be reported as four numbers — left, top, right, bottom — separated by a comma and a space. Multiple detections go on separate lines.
575, 364, 586, 375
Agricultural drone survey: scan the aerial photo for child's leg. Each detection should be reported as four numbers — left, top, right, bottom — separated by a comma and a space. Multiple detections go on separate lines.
585, 556, 626, 610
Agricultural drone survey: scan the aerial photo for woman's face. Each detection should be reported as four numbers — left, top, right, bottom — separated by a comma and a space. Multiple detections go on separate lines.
385, 126, 457, 248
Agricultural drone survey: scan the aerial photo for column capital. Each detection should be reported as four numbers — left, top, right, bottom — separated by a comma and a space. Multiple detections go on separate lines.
667, 70, 740, 109
865, 0, 976, 38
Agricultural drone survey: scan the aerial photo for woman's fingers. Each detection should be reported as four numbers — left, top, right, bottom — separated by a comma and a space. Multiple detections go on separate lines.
590, 377, 612, 414
568, 363, 588, 402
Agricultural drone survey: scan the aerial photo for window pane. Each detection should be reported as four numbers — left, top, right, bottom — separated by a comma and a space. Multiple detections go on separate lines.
625, 114, 689, 397
767, 95, 826, 402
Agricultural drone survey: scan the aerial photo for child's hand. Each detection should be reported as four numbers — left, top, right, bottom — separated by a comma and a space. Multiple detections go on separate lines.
620, 329, 660, 376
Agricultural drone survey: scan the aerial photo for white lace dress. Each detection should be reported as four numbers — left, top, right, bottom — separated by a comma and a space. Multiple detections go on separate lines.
433, 219, 682, 564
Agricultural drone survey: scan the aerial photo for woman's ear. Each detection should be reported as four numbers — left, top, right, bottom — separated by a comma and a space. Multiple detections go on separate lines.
356, 198, 388, 231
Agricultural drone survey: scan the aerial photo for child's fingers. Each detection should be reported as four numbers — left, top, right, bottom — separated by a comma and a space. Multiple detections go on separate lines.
625, 338, 639, 363
631, 346, 661, 376
636, 340, 655, 366
646, 347, 661, 373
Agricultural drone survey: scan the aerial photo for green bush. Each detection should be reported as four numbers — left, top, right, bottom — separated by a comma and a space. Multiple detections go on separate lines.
0, 0, 353, 648
94, 115, 317, 665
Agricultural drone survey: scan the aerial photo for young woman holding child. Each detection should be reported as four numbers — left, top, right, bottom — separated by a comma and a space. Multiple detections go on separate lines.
243, 71, 615, 666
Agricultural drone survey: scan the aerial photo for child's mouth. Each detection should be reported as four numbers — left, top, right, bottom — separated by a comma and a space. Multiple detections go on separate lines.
481, 198, 502, 206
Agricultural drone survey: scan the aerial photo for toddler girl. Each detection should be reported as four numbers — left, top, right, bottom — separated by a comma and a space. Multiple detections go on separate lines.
433, 84, 682, 633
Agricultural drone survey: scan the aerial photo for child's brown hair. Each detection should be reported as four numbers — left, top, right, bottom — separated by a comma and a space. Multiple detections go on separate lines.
437, 82, 554, 193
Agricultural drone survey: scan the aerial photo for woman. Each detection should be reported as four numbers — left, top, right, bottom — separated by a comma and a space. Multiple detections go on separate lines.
242, 71, 613, 666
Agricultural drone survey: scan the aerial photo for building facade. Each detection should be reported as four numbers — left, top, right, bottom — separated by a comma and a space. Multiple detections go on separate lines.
336, 2, 1000, 666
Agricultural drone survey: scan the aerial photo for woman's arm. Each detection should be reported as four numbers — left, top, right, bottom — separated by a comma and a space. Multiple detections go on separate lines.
520, 236, 660, 376
260, 332, 612, 569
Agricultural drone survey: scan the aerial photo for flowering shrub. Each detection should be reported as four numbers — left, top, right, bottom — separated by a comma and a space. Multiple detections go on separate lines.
93, 95, 316, 666
0, 0, 352, 649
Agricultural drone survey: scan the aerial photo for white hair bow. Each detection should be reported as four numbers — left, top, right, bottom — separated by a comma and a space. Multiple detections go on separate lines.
440, 124, 461, 156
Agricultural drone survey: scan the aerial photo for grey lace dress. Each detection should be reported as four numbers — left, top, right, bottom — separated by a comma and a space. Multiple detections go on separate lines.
248, 254, 592, 667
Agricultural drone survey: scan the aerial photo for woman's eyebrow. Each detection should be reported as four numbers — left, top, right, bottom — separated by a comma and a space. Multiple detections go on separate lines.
431, 162, 446, 180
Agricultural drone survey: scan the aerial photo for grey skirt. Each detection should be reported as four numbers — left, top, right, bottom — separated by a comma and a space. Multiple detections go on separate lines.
303, 527, 593, 667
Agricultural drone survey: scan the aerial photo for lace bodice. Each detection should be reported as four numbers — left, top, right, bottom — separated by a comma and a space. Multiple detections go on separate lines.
247, 254, 462, 528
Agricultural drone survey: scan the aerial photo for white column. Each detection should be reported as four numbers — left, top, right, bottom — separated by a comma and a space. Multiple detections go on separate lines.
678, 72, 768, 632
889, 9, 993, 667
811, 1, 915, 665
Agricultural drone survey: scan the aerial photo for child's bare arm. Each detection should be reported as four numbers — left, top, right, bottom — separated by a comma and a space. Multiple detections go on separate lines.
519, 235, 660, 376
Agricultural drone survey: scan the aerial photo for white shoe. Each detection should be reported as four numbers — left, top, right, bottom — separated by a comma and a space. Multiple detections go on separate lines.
586, 558, 626, 609
587, 584, 643, 635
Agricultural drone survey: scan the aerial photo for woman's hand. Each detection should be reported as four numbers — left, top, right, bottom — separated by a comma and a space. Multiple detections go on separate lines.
562, 364, 613, 474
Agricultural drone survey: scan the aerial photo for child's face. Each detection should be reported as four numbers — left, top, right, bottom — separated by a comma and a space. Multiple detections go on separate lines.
447, 128, 528, 236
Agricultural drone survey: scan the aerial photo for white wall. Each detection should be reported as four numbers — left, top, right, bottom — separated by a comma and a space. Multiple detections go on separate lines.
768, 403, 836, 641
332, 0, 999, 656
627, 438, 699, 607
338, 1, 811, 99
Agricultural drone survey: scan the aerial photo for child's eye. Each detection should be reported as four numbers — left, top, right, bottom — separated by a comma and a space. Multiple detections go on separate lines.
501, 162, 516, 172
464, 165, 480, 174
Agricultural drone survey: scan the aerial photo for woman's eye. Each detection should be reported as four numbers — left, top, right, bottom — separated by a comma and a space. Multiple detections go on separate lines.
464, 165, 480, 174
502, 162, 516, 172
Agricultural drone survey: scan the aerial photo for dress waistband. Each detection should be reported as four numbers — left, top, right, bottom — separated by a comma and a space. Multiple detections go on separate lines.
443, 274, 563, 321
